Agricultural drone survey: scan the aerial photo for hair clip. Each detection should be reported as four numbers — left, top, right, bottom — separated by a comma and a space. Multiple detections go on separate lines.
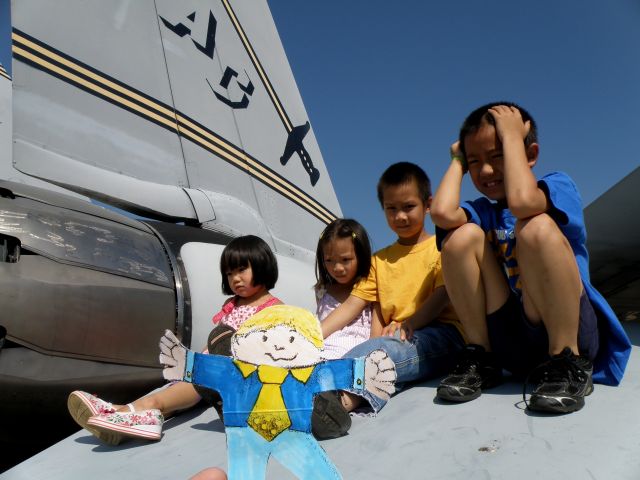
352, 232, 357, 239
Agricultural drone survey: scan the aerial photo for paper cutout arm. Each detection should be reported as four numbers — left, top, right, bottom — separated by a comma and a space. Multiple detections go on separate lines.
159, 329, 188, 381
317, 350, 396, 401
160, 330, 234, 392
363, 349, 396, 401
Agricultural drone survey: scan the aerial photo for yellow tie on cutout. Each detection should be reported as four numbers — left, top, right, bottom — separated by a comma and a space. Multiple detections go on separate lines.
236, 361, 313, 441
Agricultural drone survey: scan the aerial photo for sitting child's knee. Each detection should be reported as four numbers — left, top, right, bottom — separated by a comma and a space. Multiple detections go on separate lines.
144, 395, 163, 411
441, 223, 485, 255
515, 214, 562, 249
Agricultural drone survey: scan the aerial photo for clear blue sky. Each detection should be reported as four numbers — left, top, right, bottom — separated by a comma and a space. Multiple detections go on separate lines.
269, 0, 640, 251
1, 2, 638, 251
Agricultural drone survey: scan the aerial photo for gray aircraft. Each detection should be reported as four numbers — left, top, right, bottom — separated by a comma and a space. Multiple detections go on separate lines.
2, 1, 640, 479
0, 0, 341, 470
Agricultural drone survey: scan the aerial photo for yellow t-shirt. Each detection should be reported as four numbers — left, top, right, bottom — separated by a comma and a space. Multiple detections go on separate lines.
351, 235, 459, 329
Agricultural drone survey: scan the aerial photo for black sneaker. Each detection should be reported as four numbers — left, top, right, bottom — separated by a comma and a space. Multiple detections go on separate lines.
525, 347, 593, 414
436, 344, 503, 402
311, 391, 351, 439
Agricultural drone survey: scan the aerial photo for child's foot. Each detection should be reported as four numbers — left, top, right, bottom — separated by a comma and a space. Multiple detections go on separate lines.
86, 407, 164, 445
311, 391, 351, 439
525, 347, 593, 414
67, 391, 116, 436
436, 344, 503, 402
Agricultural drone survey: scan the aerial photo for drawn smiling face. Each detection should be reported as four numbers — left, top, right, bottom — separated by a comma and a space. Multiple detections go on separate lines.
232, 325, 321, 368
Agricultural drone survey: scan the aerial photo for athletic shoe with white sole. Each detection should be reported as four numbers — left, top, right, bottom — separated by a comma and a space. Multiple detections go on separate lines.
87, 409, 164, 445
525, 347, 594, 414
436, 344, 503, 402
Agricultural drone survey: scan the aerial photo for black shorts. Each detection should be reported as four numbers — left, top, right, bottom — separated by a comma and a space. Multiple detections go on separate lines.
486, 288, 599, 376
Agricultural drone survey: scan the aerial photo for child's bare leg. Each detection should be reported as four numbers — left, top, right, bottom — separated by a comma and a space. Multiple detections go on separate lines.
441, 223, 510, 350
114, 381, 202, 416
515, 214, 582, 355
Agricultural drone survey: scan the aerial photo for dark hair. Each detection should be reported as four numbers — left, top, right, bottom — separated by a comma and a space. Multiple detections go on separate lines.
220, 235, 278, 295
376, 162, 431, 207
459, 101, 538, 156
315, 218, 372, 290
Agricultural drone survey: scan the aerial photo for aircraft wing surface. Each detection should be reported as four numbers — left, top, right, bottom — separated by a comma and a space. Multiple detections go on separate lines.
3, 322, 639, 480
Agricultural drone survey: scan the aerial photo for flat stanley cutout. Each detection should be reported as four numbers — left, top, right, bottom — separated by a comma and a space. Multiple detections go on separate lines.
160, 305, 396, 480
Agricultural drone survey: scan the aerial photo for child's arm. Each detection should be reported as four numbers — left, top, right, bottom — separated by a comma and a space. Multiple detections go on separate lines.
430, 141, 469, 229
489, 105, 548, 219
369, 302, 384, 338
378, 287, 449, 340
381, 287, 449, 340
321, 294, 368, 338
379, 286, 450, 341
405, 286, 450, 331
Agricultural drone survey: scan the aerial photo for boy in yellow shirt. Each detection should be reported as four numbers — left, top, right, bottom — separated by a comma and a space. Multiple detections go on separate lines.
322, 162, 464, 413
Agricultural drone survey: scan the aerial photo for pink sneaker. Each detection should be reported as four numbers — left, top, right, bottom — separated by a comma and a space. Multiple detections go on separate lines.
67, 391, 115, 434
87, 409, 164, 445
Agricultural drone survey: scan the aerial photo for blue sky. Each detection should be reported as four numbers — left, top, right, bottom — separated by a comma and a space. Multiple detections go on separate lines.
269, 0, 640, 250
1, 2, 638, 251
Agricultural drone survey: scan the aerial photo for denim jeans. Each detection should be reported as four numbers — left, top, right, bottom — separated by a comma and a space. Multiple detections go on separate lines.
345, 321, 464, 413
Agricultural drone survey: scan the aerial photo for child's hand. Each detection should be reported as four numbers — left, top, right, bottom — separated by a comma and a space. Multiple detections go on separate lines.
363, 349, 396, 401
159, 329, 188, 381
450, 141, 467, 174
382, 321, 413, 341
488, 105, 530, 143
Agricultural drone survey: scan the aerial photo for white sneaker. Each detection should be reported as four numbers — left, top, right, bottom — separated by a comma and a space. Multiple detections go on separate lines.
67, 391, 115, 434
87, 409, 164, 445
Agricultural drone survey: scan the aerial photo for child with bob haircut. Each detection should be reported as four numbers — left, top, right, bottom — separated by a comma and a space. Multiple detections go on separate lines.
67, 235, 282, 444
430, 102, 631, 413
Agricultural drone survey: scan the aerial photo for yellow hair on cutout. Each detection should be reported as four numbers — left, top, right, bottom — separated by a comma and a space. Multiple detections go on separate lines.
235, 305, 324, 349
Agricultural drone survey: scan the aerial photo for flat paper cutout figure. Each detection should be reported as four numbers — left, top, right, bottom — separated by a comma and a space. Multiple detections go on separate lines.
160, 305, 396, 480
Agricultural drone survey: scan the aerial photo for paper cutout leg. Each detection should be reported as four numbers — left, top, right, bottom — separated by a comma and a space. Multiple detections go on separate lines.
270, 430, 342, 480
227, 426, 341, 480
226, 427, 270, 480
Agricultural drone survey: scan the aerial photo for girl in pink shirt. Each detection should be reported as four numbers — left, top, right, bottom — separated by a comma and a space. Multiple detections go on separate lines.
67, 235, 282, 445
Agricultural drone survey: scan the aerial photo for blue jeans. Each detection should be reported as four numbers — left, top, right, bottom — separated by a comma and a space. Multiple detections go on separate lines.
345, 321, 464, 412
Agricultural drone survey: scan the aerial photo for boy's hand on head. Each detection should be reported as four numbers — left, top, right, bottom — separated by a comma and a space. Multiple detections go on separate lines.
450, 141, 462, 158
159, 329, 188, 381
450, 141, 467, 174
363, 349, 396, 401
488, 105, 530, 143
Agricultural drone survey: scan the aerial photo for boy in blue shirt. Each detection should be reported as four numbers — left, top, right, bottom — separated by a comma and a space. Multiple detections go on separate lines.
430, 102, 631, 413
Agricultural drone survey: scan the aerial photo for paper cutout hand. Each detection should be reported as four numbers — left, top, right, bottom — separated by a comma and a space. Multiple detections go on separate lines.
159, 329, 187, 381
363, 349, 396, 401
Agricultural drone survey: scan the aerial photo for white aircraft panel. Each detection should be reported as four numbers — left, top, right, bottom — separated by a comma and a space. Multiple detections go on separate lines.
156, 0, 341, 252
11, 0, 191, 211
